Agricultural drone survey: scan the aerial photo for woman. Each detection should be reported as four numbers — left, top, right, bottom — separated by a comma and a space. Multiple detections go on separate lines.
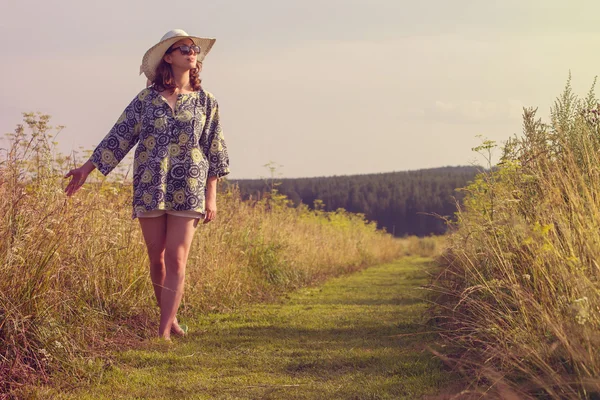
63, 29, 230, 341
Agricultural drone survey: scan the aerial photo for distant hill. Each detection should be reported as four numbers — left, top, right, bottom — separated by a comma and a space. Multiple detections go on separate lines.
229, 166, 481, 237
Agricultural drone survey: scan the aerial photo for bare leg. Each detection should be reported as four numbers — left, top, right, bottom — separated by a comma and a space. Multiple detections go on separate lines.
138, 214, 167, 302
158, 215, 199, 339
139, 214, 190, 337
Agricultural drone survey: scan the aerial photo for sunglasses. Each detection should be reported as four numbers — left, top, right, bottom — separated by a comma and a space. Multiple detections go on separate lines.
167, 44, 201, 56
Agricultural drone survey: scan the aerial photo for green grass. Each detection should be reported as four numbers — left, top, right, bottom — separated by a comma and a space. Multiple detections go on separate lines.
41, 257, 448, 399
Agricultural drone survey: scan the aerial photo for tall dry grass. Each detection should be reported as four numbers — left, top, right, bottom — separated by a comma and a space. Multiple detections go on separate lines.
400, 235, 447, 258
0, 113, 403, 394
436, 77, 600, 398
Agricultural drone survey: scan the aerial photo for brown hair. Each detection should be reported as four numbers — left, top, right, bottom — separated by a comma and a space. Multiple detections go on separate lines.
151, 59, 202, 93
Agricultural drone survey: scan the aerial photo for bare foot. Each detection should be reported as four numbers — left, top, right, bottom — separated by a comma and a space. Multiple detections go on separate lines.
171, 318, 187, 337
156, 331, 172, 341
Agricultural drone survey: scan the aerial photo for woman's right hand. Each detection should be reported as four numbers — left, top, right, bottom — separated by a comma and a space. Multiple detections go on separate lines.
64, 160, 95, 197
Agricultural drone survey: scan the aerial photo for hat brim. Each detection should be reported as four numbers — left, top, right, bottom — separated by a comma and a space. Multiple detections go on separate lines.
140, 35, 216, 81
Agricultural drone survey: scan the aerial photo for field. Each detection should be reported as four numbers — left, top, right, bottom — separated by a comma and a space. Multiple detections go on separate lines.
0, 113, 406, 397
11, 79, 600, 399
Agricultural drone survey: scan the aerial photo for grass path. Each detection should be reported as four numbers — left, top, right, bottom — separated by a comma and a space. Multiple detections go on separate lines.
55, 257, 448, 399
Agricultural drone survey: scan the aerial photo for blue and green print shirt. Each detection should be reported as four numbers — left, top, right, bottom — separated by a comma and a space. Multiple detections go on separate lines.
89, 87, 230, 219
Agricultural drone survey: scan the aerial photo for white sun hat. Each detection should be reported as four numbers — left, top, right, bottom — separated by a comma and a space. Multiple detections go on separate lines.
139, 29, 216, 81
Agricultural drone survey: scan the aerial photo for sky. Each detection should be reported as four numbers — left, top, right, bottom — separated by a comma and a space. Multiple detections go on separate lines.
2, 0, 600, 179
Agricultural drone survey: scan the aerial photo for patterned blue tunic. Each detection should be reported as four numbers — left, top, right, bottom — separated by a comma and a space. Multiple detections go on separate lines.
89, 87, 230, 219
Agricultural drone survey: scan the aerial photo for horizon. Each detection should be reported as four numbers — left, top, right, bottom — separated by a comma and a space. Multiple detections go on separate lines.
227, 164, 481, 181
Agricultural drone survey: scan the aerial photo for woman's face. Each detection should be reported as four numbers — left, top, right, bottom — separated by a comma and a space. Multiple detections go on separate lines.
164, 38, 198, 71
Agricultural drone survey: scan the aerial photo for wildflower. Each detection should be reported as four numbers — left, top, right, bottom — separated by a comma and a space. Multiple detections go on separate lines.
571, 297, 590, 325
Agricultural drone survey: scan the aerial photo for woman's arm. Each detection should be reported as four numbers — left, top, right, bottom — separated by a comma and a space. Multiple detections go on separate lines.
64, 90, 145, 197
204, 95, 230, 180
202, 93, 230, 224
204, 175, 218, 223
63, 160, 96, 197
88, 92, 145, 176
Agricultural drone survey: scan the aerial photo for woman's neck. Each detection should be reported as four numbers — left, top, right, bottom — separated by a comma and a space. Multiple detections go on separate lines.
171, 68, 191, 91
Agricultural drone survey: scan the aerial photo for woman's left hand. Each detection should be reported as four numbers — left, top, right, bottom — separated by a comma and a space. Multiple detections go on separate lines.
204, 198, 217, 224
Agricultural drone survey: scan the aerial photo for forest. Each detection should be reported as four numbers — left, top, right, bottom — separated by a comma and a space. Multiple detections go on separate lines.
230, 166, 481, 237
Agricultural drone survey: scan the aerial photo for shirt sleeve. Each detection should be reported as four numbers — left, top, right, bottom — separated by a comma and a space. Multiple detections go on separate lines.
203, 96, 230, 179
88, 91, 145, 176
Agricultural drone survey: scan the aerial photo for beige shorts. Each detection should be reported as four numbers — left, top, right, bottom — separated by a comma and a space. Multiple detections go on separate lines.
137, 209, 205, 219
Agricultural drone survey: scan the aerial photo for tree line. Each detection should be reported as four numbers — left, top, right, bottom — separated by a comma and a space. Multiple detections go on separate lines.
229, 166, 480, 237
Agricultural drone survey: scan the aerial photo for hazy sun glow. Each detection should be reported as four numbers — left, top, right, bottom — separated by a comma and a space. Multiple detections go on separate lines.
1, 0, 599, 178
